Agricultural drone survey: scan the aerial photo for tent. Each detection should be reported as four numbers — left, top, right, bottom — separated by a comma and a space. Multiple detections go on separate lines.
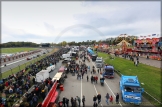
117, 40, 131, 46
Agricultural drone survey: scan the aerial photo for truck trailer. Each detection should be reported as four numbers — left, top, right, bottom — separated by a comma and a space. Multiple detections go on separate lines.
36, 70, 49, 82
119, 75, 144, 105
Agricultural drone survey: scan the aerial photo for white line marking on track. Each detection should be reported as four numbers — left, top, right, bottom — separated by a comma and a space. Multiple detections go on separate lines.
0, 58, 26, 68
81, 78, 82, 106
89, 56, 123, 107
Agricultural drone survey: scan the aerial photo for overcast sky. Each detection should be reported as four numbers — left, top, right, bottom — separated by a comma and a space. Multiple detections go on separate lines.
2, 1, 161, 44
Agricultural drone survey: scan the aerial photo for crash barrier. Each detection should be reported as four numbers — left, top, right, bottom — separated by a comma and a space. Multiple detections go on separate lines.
0, 50, 41, 64
37, 81, 58, 107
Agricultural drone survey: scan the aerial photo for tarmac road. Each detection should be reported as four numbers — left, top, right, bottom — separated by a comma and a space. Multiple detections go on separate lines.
58, 52, 154, 107
0, 48, 54, 73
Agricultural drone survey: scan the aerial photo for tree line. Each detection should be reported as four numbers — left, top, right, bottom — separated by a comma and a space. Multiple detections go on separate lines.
0, 42, 39, 48
57, 36, 135, 46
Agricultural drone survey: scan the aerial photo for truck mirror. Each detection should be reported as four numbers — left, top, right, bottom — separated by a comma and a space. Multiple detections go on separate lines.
141, 88, 144, 93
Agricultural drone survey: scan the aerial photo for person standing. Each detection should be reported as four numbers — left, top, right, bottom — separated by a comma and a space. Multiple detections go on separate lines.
93, 102, 98, 107
97, 93, 101, 104
76, 96, 81, 107
87, 75, 89, 82
105, 93, 109, 105
98, 69, 99, 74
110, 95, 113, 104
62, 96, 66, 107
82, 95, 85, 107
116, 93, 119, 104
91, 76, 94, 84
65, 98, 69, 107
71, 97, 74, 107
93, 95, 97, 104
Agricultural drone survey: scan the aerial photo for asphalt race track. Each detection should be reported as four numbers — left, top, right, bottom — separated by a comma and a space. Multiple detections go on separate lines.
58, 52, 154, 107
0, 48, 53, 73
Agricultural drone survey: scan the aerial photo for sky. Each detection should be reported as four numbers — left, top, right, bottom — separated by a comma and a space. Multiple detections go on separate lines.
1, 1, 161, 44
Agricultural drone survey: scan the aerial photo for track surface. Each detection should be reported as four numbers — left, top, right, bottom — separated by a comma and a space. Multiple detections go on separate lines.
1, 48, 53, 73
58, 52, 154, 107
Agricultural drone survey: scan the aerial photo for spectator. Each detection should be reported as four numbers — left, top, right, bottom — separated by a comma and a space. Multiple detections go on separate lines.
116, 93, 119, 104
105, 93, 109, 105
82, 95, 85, 107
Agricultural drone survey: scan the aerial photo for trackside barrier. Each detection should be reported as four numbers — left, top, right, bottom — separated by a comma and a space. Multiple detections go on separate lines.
39, 81, 58, 107
114, 68, 162, 105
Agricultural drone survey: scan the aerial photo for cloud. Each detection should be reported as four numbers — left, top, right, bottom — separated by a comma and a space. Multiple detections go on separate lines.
44, 22, 55, 34
2, 1, 160, 44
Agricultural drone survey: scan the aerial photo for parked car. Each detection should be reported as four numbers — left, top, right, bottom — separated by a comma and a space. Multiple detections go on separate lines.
27, 57, 32, 60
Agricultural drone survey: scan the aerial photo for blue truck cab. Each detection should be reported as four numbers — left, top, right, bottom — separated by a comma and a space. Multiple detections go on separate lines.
102, 65, 114, 78
120, 75, 144, 105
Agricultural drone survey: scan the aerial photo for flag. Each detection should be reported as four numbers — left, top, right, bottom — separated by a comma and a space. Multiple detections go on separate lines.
152, 34, 156, 36
148, 35, 151, 37
157, 34, 159, 36
140, 36, 143, 37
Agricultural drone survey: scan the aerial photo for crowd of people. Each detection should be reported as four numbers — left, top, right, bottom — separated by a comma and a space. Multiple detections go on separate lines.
56, 49, 120, 107
0, 47, 70, 107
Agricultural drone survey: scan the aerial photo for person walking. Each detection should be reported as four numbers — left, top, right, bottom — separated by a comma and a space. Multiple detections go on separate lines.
71, 97, 74, 107
91, 76, 94, 84
110, 95, 113, 104
105, 93, 109, 105
82, 95, 85, 107
76, 96, 81, 107
93, 95, 97, 104
65, 98, 69, 107
93, 102, 98, 107
116, 93, 119, 104
62, 96, 66, 107
87, 75, 89, 82
97, 93, 101, 104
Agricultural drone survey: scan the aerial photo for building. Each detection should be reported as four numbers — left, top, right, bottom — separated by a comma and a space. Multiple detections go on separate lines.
133, 35, 162, 60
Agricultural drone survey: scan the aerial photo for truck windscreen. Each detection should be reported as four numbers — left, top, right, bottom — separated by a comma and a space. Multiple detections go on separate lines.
124, 86, 142, 93
96, 60, 102, 63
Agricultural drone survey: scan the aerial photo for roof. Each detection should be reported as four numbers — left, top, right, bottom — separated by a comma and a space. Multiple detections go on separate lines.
52, 72, 63, 81
117, 40, 131, 46
104, 66, 114, 69
121, 75, 140, 86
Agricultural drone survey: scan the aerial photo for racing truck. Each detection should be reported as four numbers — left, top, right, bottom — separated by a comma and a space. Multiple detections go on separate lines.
102, 65, 114, 78
120, 75, 144, 105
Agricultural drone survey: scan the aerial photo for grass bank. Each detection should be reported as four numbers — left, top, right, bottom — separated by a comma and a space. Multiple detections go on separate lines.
1, 47, 39, 53
98, 52, 161, 107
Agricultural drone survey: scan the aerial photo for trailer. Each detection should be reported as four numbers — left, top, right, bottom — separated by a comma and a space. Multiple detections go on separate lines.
36, 70, 49, 82
119, 75, 144, 105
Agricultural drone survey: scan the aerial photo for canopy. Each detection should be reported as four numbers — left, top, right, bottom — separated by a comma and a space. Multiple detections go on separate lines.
52, 72, 63, 81
117, 40, 131, 46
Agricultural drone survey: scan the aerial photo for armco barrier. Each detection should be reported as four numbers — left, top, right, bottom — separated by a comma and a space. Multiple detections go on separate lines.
41, 81, 58, 107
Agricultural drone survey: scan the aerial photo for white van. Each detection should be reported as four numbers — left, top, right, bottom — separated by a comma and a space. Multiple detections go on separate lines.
61, 54, 71, 59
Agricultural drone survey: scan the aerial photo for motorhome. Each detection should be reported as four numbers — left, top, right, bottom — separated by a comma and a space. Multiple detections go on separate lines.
35, 70, 49, 82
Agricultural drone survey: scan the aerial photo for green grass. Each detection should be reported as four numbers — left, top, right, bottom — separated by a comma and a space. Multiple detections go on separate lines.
98, 52, 162, 107
1, 47, 39, 53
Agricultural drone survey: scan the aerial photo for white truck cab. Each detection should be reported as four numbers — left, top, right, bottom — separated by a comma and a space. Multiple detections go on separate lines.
95, 57, 104, 68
